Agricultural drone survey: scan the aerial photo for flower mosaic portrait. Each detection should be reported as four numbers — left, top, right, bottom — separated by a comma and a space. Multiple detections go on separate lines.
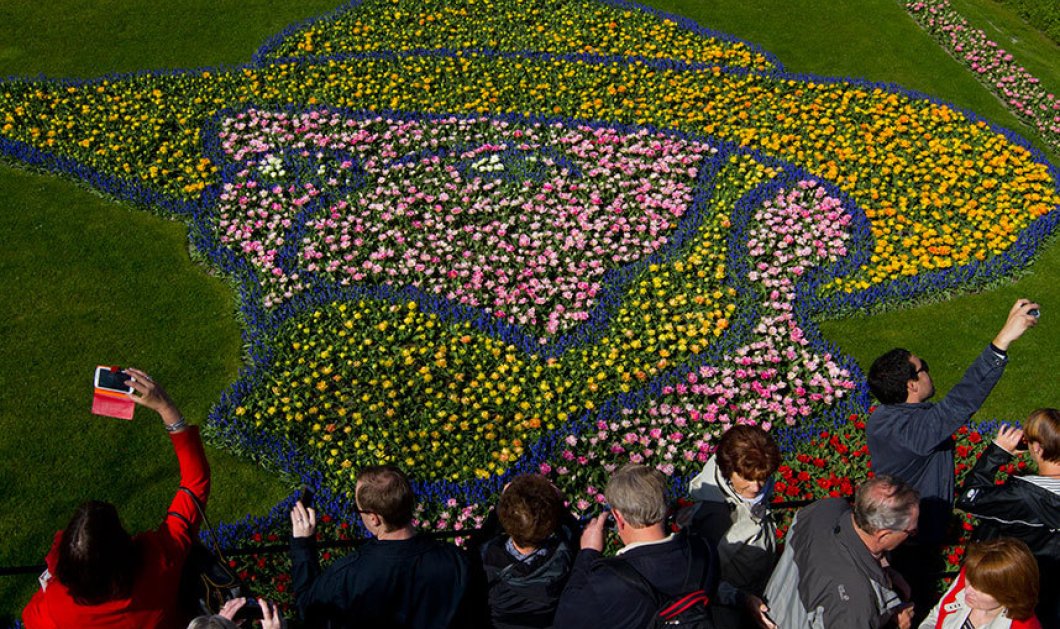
1, 0, 1058, 606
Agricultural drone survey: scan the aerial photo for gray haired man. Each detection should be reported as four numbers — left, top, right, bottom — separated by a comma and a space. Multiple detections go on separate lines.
763, 476, 919, 629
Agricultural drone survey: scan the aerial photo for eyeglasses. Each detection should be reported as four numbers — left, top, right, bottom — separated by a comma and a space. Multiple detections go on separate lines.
914, 359, 929, 376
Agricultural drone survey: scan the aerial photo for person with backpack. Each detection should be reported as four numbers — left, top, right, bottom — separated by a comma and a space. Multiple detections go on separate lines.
469, 474, 579, 628
553, 464, 719, 629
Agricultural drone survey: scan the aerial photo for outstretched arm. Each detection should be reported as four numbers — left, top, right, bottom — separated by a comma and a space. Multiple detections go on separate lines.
124, 370, 210, 546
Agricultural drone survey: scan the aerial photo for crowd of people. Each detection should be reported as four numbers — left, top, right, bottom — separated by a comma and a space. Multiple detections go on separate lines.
20, 300, 1057, 629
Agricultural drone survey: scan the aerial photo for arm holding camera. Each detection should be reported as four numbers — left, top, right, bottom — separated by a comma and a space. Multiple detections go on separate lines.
123, 369, 211, 550
991, 299, 1040, 352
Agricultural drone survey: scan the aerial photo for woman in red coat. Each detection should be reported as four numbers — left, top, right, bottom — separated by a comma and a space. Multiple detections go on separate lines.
22, 368, 211, 629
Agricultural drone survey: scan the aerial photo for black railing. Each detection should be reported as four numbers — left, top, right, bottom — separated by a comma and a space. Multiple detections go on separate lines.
0, 499, 825, 578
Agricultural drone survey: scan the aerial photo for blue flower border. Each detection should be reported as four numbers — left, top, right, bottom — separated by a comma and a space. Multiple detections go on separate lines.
0, 0, 1055, 557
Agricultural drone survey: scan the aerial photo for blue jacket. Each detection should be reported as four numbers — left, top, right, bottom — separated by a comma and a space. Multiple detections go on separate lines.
866, 344, 1007, 543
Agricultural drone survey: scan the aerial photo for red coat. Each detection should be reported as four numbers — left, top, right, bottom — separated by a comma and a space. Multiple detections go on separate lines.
22, 427, 210, 629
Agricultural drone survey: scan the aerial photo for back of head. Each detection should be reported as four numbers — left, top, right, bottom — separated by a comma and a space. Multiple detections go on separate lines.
187, 616, 239, 629
498, 474, 563, 549
605, 464, 668, 528
356, 465, 415, 531
867, 348, 914, 405
852, 475, 919, 534
1024, 408, 1060, 463
716, 424, 781, 482
55, 500, 136, 605
964, 538, 1039, 620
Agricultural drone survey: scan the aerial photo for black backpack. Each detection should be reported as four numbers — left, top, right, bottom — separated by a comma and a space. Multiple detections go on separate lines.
603, 535, 715, 628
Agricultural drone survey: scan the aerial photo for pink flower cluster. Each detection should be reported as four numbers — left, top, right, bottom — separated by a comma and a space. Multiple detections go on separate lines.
543, 181, 856, 507
907, 0, 1059, 152
214, 109, 715, 340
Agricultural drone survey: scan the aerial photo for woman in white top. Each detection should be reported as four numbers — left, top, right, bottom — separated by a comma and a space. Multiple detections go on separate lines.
919, 538, 1041, 629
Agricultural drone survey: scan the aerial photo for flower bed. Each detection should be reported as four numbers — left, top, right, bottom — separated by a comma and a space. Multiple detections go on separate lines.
255, 0, 778, 70
0, 0, 1058, 615
905, 0, 1060, 154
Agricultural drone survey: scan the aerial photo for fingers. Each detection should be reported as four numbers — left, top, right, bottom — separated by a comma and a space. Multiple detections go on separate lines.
995, 299, 1040, 350
995, 424, 1025, 454
218, 596, 246, 620
259, 598, 280, 629
291, 501, 318, 538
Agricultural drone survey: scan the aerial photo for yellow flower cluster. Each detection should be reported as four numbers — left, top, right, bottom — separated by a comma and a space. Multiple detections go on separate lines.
263, 0, 775, 70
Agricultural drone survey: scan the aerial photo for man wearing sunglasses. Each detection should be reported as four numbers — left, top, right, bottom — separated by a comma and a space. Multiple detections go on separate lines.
864, 298, 1039, 621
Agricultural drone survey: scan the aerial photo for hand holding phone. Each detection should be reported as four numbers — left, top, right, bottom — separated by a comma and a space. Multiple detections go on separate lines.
95, 366, 133, 394
299, 487, 315, 509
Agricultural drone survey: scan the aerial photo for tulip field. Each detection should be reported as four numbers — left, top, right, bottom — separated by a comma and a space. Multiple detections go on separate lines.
1, 0, 1057, 617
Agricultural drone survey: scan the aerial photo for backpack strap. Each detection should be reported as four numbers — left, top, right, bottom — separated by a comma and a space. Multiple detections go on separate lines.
602, 533, 712, 607
603, 556, 664, 608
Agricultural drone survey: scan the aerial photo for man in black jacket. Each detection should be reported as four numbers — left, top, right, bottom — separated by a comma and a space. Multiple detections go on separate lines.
289, 465, 471, 629
553, 464, 718, 629
957, 411, 1060, 626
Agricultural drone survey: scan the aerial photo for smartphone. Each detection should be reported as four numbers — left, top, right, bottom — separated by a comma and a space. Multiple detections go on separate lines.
94, 366, 132, 394
300, 487, 315, 509
233, 597, 264, 621
1014, 438, 1029, 452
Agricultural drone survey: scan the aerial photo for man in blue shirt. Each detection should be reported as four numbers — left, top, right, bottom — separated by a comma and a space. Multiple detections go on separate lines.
865, 298, 1038, 621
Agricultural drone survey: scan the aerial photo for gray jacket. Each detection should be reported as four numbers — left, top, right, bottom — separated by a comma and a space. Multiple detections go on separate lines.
688, 457, 777, 598
763, 498, 905, 629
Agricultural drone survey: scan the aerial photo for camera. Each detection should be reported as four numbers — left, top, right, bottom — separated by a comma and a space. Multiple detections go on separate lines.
94, 366, 133, 394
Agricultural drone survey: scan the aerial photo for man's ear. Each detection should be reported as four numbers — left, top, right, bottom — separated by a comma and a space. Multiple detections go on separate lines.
611, 508, 626, 530
1029, 441, 1045, 459
905, 378, 919, 402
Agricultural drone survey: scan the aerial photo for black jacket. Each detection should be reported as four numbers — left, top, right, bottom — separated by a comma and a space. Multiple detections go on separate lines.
552, 531, 719, 629
956, 442, 1060, 625
290, 533, 470, 629
478, 528, 577, 628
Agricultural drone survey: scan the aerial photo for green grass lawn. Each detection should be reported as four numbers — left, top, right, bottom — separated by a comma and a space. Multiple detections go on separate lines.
1, 0, 1058, 621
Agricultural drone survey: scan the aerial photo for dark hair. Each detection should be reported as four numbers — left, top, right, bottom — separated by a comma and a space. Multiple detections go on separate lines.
55, 501, 137, 605
867, 348, 915, 404
852, 475, 920, 534
716, 425, 781, 482
1024, 408, 1060, 463
964, 538, 1039, 620
355, 465, 415, 530
498, 475, 563, 549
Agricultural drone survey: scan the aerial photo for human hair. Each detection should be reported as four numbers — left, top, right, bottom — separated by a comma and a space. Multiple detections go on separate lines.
964, 538, 1040, 620
716, 425, 781, 482
852, 475, 919, 534
1024, 408, 1060, 463
54, 501, 137, 605
605, 464, 669, 528
867, 348, 915, 405
187, 616, 238, 629
355, 465, 415, 530
498, 474, 564, 549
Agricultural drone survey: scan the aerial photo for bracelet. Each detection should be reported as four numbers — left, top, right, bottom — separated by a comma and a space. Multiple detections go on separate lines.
164, 416, 188, 433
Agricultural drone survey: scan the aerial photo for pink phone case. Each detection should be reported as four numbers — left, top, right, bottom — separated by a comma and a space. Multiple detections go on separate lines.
92, 390, 135, 420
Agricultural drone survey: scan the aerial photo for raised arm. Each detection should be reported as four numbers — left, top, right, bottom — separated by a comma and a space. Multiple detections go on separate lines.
124, 369, 211, 542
